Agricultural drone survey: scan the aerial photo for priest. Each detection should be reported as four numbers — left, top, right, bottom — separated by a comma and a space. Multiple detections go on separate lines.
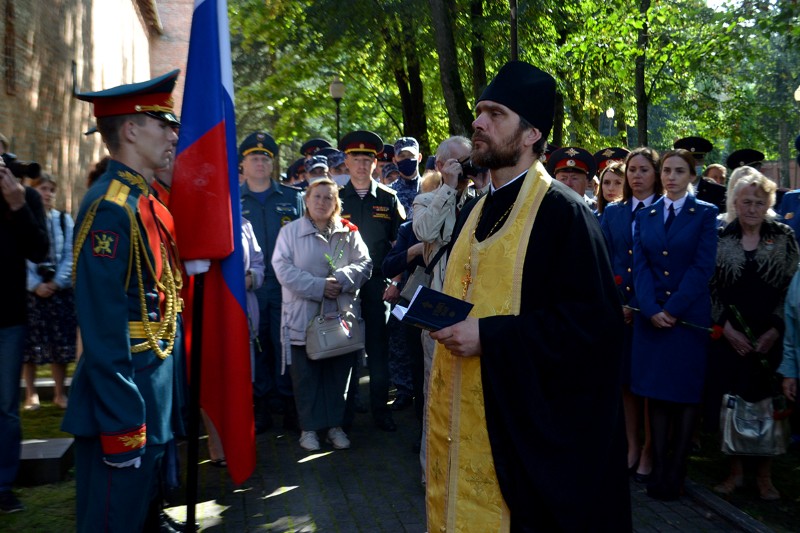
426, 61, 631, 532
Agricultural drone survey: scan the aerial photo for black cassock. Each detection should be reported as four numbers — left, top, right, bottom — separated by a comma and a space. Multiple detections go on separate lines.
452, 175, 632, 532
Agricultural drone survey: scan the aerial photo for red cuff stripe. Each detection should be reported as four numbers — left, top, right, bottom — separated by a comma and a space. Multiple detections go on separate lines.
101, 424, 147, 455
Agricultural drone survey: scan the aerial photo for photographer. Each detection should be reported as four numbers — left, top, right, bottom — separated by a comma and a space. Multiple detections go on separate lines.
22, 172, 77, 411
0, 150, 48, 513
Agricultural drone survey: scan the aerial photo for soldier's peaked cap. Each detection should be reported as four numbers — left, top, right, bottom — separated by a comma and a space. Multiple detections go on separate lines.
76, 69, 181, 126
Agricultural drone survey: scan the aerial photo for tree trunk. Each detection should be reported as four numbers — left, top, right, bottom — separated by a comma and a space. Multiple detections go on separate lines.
428, 0, 474, 136
635, 0, 651, 147
509, 0, 518, 61
403, 20, 431, 157
552, 92, 565, 147
470, 0, 487, 100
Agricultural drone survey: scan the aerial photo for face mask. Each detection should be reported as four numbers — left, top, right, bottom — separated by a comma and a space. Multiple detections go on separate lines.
396, 158, 419, 177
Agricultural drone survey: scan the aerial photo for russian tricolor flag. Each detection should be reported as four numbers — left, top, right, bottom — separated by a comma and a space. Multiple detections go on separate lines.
170, 0, 255, 485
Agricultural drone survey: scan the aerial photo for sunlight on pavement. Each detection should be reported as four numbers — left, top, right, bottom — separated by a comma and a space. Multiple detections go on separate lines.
297, 451, 333, 463
262, 485, 299, 499
165, 499, 229, 529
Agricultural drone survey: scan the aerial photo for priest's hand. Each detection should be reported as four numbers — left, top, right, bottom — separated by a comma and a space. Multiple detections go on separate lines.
431, 317, 481, 357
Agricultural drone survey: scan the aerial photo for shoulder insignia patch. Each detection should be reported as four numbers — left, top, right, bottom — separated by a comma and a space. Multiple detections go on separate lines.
104, 180, 131, 206
92, 230, 119, 258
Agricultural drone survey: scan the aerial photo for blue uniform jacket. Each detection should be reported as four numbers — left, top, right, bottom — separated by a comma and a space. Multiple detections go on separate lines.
240, 180, 303, 292
601, 200, 637, 306
633, 195, 718, 322
777, 190, 800, 245
62, 161, 182, 462
631, 194, 718, 402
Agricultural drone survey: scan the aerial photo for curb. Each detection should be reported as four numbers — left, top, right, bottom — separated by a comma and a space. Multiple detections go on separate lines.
685, 479, 774, 533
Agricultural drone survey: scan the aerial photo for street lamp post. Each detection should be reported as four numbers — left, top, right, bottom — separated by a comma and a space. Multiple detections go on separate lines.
329, 76, 345, 145
605, 107, 615, 137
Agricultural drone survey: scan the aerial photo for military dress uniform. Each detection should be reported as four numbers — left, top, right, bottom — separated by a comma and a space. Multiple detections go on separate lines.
239, 131, 304, 426
339, 134, 405, 428
61, 71, 184, 533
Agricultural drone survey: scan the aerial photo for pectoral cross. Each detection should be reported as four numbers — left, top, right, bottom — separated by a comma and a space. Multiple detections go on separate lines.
461, 261, 471, 299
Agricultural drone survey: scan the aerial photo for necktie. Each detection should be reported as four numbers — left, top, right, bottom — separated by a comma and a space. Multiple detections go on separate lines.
665, 204, 676, 232
633, 202, 645, 216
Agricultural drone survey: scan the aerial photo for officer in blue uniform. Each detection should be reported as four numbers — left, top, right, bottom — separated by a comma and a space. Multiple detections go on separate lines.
547, 146, 598, 209
775, 138, 800, 241
62, 70, 185, 532
339, 130, 405, 431
672, 136, 727, 212
239, 131, 304, 433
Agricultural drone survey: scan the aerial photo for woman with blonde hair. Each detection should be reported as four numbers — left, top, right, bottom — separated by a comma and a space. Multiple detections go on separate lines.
272, 178, 372, 451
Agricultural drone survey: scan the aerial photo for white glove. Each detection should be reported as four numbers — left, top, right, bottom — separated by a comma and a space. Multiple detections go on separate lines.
184, 259, 211, 276
104, 457, 142, 469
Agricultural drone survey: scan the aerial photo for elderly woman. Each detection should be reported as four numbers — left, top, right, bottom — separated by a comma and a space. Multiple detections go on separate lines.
632, 149, 718, 501
272, 178, 372, 452
717, 166, 778, 230
22, 172, 77, 410
710, 169, 798, 500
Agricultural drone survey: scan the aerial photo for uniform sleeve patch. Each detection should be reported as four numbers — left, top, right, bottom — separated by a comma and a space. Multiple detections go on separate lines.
101, 424, 146, 455
92, 230, 119, 259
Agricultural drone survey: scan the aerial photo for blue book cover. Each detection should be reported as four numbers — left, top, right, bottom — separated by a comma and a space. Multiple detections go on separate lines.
391, 285, 473, 331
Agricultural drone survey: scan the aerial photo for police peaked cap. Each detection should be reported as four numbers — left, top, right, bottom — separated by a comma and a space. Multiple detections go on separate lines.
300, 138, 332, 156
673, 137, 713, 161
76, 69, 181, 126
377, 144, 395, 163
547, 147, 596, 178
478, 61, 556, 140
726, 148, 765, 170
239, 131, 279, 159
593, 147, 630, 173
339, 130, 383, 156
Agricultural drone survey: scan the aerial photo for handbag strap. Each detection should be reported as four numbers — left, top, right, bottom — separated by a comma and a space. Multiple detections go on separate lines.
318, 295, 342, 315
424, 245, 449, 275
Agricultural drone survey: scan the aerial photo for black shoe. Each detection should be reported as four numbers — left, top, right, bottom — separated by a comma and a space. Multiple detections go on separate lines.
633, 472, 651, 484
390, 395, 413, 411
0, 491, 23, 513
375, 416, 397, 432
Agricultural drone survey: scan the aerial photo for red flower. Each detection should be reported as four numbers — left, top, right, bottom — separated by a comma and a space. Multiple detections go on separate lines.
342, 219, 358, 232
710, 324, 724, 340
614, 275, 623, 286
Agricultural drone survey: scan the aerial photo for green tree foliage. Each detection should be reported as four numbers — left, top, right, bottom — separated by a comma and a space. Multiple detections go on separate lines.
229, 0, 798, 181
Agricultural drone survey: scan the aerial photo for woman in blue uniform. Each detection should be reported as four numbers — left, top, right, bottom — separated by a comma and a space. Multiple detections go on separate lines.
632, 148, 718, 500
600, 147, 661, 482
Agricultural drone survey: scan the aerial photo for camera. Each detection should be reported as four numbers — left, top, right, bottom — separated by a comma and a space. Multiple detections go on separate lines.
457, 158, 486, 181
1, 152, 41, 179
36, 263, 56, 283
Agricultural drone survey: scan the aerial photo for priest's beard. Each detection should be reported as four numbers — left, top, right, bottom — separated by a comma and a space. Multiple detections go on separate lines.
471, 126, 524, 170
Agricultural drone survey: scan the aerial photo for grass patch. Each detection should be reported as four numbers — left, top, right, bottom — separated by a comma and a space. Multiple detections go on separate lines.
20, 404, 72, 440
0, 480, 75, 532
688, 432, 800, 533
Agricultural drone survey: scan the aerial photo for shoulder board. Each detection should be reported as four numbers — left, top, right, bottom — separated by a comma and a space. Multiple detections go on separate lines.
376, 182, 398, 195
104, 180, 131, 207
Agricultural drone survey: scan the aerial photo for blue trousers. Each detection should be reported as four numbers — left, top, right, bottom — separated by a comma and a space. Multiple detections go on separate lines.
254, 281, 292, 399
74, 437, 165, 533
0, 325, 25, 492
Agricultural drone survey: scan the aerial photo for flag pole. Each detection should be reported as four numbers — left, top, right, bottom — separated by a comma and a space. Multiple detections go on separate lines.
185, 272, 205, 532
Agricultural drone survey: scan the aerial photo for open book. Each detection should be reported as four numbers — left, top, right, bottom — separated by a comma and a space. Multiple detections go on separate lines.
391, 285, 473, 331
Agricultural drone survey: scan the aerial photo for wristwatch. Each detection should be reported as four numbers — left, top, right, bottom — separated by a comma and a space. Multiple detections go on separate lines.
390, 280, 400, 287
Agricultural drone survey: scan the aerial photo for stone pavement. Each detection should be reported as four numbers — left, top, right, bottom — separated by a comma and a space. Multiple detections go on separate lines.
167, 383, 771, 532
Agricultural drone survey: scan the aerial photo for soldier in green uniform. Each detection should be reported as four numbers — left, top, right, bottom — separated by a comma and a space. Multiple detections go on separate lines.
62, 70, 185, 532
338, 130, 406, 431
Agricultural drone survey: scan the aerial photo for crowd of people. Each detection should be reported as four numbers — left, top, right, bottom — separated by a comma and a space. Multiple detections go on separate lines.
3, 58, 800, 532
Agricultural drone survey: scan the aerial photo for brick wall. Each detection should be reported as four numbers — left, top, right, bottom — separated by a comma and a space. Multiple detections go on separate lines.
0, 0, 191, 214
